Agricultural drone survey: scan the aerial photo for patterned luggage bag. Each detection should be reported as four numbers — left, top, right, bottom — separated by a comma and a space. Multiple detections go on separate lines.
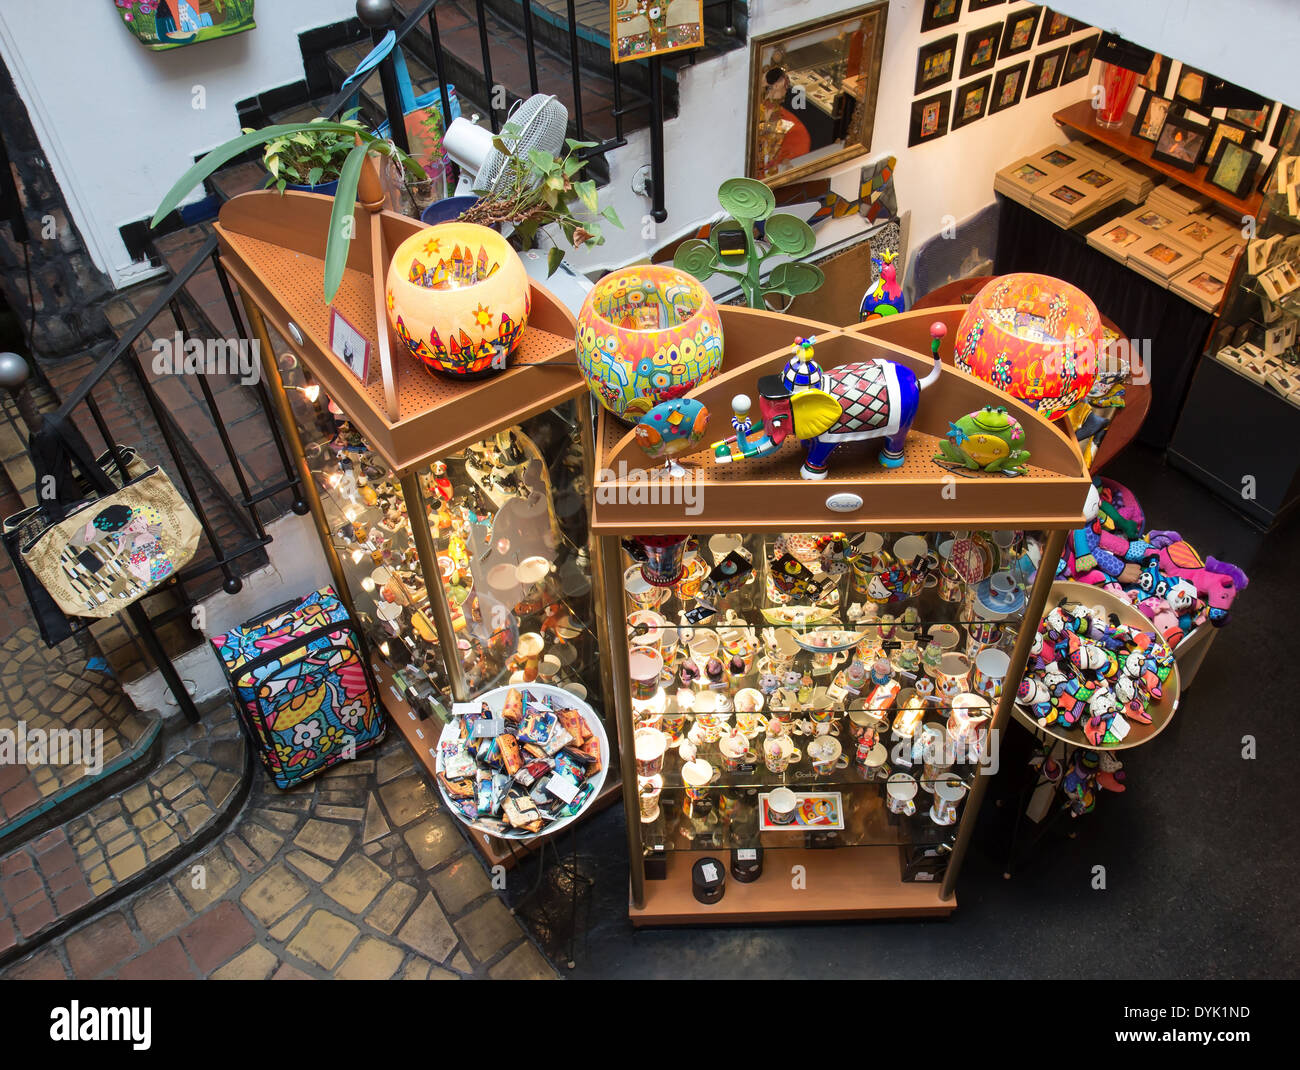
212, 587, 385, 789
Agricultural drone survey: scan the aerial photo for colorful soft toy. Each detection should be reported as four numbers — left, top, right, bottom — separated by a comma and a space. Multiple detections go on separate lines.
1063, 749, 1127, 816
1142, 531, 1248, 626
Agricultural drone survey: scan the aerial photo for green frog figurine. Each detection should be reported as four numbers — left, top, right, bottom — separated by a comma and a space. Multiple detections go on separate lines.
935, 406, 1031, 476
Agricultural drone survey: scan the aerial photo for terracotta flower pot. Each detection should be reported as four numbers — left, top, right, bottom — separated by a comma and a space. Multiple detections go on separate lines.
386, 222, 530, 379
576, 265, 723, 421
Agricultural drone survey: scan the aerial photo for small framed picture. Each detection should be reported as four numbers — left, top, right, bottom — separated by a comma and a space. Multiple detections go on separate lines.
989, 61, 1030, 114
952, 75, 993, 130
921, 0, 963, 33
1005, 159, 1051, 189
909, 90, 952, 146
1282, 261, 1300, 294
968, 0, 1005, 9
1150, 114, 1211, 171
1181, 270, 1229, 304
1172, 218, 1224, 254
1204, 120, 1253, 166
1206, 139, 1263, 199
1027, 45, 1067, 97
1259, 264, 1288, 300
1247, 237, 1273, 275
1172, 64, 1209, 109
1048, 181, 1087, 206
1076, 166, 1115, 191
998, 6, 1041, 60
1035, 146, 1080, 172
1263, 319, 1295, 357
916, 34, 959, 94
1131, 92, 1173, 142
329, 308, 372, 384
1271, 105, 1294, 149
1133, 207, 1174, 231
960, 22, 1003, 77
1227, 102, 1273, 136
1095, 222, 1142, 251
1138, 53, 1171, 98
1038, 9, 1073, 44
1061, 34, 1099, 85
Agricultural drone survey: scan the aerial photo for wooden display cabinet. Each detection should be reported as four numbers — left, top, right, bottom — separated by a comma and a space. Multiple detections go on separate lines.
214, 189, 619, 866
593, 306, 1089, 924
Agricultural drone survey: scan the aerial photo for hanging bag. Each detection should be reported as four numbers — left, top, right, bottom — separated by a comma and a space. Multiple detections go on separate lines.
16, 416, 201, 620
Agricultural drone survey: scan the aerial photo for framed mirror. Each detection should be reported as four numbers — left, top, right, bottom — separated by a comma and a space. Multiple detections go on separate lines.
746, 3, 889, 186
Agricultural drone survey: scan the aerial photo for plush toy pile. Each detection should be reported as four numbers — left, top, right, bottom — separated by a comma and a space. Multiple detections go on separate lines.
1056, 477, 1249, 645
1020, 600, 1175, 747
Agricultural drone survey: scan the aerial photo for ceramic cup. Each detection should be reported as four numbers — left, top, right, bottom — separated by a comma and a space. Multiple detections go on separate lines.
516, 632, 544, 682
935, 652, 972, 696
928, 623, 962, 653
634, 728, 667, 778
807, 735, 847, 777
675, 556, 709, 600
628, 609, 666, 655
886, 773, 919, 816
538, 653, 562, 683
766, 786, 798, 826
718, 731, 757, 772
637, 775, 663, 821
629, 647, 664, 702
917, 723, 951, 792
688, 628, 720, 663
930, 773, 968, 825
972, 647, 1011, 699
763, 734, 802, 775
681, 758, 719, 806
858, 741, 890, 780
624, 566, 667, 610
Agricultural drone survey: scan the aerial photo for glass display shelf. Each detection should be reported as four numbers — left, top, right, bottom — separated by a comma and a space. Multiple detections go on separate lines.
639, 788, 958, 852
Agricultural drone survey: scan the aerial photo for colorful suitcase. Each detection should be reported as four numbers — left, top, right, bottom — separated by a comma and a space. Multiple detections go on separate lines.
212, 587, 385, 789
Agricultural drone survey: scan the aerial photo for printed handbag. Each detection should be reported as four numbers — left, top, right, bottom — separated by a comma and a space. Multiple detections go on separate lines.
18, 419, 201, 620
115, 1, 256, 52
212, 588, 385, 789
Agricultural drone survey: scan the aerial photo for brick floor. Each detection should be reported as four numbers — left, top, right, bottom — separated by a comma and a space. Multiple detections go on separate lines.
1, 735, 556, 979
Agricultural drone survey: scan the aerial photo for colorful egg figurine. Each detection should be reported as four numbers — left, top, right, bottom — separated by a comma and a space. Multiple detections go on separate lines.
634, 398, 709, 461
576, 265, 723, 422
386, 222, 530, 379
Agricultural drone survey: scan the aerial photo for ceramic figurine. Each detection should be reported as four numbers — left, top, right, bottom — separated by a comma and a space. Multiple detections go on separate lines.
633, 398, 710, 469
713, 327, 946, 478
934, 406, 1032, 475
859, 249, 907, 321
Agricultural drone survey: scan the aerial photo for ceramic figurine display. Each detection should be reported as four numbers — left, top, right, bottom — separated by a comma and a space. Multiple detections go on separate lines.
713, 326, 946, 479
576, 265, 723, 421
633, 398, 710, 469
859, 249, 907, 320
953, 273, 1100, 420
934, 406, 1032, 475
386, 222, 530, 379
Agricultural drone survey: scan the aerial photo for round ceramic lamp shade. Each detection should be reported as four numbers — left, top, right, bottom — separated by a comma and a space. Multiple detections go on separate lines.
576, 265, 723, 421
386, 222, 530, 379
953, 273, 1101, 420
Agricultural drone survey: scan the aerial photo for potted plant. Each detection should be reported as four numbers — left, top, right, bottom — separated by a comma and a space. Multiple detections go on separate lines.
260, 112, 368, 195
456, 124, 622, 275
152, 120, 426, 302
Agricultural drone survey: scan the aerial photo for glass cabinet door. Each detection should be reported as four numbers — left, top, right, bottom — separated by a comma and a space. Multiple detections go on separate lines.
623, 528, 1042, 871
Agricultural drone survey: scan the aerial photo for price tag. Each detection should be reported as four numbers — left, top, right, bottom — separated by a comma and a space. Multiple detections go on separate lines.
736, 849, 757, 862
1109, 712, 1132, 740
546, 774, 580, 803
701, 861, 720, 882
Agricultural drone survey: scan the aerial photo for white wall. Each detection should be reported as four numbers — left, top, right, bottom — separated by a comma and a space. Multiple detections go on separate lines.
1053, 0, 1299, 109
0, 0, 358, 287
570, 0, 1109, 279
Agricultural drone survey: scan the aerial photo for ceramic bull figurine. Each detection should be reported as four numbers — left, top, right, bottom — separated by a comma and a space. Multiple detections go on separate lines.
714, 326, 946, 479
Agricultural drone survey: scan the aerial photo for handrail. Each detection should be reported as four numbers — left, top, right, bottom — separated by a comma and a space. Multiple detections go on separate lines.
320, 0, 440, 121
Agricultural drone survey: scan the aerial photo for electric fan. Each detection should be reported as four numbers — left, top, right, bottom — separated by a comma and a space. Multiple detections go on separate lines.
443, 94, 570, 198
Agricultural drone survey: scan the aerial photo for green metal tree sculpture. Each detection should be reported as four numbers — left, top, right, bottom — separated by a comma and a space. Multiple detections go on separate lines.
673, 178, 825, 309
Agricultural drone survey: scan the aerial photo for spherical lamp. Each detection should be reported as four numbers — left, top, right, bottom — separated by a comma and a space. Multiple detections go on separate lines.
576, 265, 723, 422
386, 222, 530, 379
953, 273, 1100, 420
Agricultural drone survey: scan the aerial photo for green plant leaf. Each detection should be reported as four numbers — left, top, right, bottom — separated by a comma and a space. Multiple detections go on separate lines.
322, 143, 368, 303
563, 155, 584, 178
765, 261, 825, 298
674, 238, 721, 281
306, 167, 324, 186
602, 205, 623, 228
528, 149, 561, 175
573, 179, 599, 216
764, 213, 817, 256
718, 178, 775, 223
151, 121, 375, 226
565, 138, 599, 150
547, 246, 565, 276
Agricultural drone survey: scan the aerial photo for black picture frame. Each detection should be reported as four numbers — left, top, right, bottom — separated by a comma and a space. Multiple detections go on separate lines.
1206, 139, 1263, 199
1204, 119, 1255, 169
1027, 45, 1067, 97
1130, 91, 1173, 143
1137, 53, 1171, 98
1172, 64, 1210, 109
1038, 9, 1074, 44
998, 6, 1041, 59
952, 75, 993, 130
1150, 113, 1211, 171
988, 60, 1029, 114
1225, 102, 1273, 137
960, 22, 1003, 77
968, 0, 1005, 9
915, 34, 959, 95
921, 0, 963, 33
909, 90, 952, 146
1061, 33, 1099, 85
1271, 105, 1294, 149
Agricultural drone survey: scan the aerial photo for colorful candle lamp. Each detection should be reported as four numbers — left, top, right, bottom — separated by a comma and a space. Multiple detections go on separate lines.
576, 264, 724, 422
385, 222, 530, 379
953, 273, 1100, 420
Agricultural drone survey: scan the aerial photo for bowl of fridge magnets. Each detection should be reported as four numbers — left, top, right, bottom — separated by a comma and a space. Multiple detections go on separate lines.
761, 604, 837, 628
792, 626, 860, 653
435, 683, 609, 839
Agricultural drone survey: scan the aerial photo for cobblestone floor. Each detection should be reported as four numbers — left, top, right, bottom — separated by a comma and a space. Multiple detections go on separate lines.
0, 626, 158, 840
1, 734, 554, 979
